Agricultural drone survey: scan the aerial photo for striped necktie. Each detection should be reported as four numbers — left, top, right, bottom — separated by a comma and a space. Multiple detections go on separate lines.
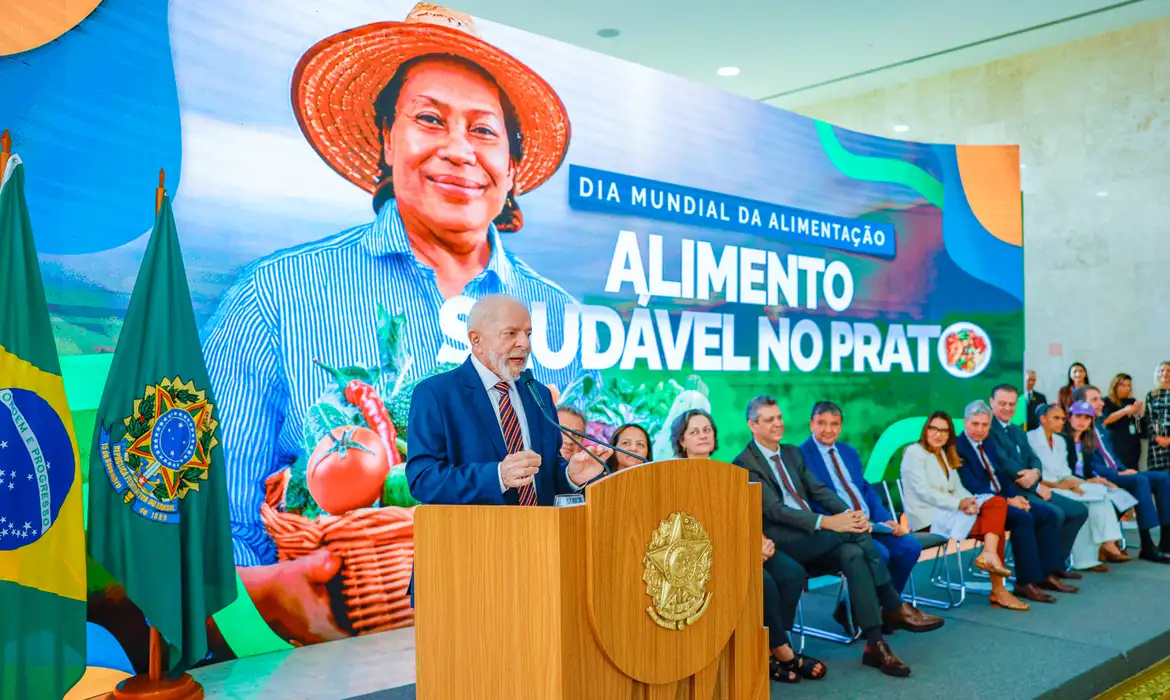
495, 381, 537, 506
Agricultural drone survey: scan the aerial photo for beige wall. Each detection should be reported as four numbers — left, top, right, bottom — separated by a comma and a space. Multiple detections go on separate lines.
795, 17, 1170, 403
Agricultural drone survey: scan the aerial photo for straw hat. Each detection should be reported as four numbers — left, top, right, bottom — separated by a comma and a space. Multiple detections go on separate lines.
292, 2, 570, 198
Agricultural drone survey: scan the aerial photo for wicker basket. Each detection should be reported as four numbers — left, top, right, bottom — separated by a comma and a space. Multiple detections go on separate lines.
260, 469, 415, 634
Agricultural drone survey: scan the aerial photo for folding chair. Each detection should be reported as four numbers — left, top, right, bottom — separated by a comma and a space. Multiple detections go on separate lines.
887, 479, 971, 609
791, 562, 863, 650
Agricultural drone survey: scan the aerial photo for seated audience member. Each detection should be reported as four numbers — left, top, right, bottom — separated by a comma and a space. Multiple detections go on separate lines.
900, 412, 1024, 610
1058, 362, 1090, 412
1102, 373, 1144, 470
732, 395, 939, 678
670, 410, 824, 683
988, 384, 1086, 581
799, 402, 933, 623
1025, 370, 1048, 432
1028, 403, 1125, 570
1075, 385, 1170, 563
556, 404, 588, 462
1143, 362, 1170, 472
956, 401, 1075, 604
605, 422, 652, 472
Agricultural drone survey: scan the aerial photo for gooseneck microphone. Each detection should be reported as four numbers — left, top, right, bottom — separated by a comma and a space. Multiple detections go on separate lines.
519, 370, 651, 477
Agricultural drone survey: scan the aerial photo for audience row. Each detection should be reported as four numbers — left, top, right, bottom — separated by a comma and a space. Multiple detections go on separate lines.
553, 366, 1170, 685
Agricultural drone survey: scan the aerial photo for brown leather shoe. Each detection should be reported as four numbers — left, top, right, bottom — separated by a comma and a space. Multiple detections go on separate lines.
862, 640, 911, 677
882, 602, 944, 634
1014, 582, 1057, 603
1084, 564, 1110, 573
1056, 569, 1084, 580
1039, 574, 1079, 593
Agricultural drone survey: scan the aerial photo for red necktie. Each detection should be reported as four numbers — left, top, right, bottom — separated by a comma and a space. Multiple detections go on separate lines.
495, 381, 537, 506
976, 444, 1002, 493
771, 454, 809, 511
829, 448, 863, 511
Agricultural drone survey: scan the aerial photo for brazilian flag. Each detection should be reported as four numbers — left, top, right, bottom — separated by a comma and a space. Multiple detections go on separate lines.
0, 157, 87, 698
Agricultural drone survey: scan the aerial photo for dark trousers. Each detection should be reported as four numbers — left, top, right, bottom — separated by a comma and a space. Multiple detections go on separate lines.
1113, 471, 1170, 530
872, 533, 922, 595
762, 551, 806, 649
1004, 500, 1064, 584
773, 530, 890, 632
1026, 491, 1088, 563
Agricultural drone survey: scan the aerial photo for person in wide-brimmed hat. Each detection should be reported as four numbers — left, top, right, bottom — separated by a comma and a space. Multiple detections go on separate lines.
292, 1, 570, 279
200, 2, 584, 646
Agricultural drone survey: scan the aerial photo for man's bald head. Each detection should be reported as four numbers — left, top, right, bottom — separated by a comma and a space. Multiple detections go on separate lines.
467, 295, 532, 380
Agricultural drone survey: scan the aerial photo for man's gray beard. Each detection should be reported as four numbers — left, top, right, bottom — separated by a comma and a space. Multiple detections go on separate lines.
488, 349, 526, 381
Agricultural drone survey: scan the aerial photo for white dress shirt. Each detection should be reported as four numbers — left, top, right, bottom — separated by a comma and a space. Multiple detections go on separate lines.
1027, 428, 1073, 482
470, 354, 582, 494
756, 441, 823, 530
814, 439, 870, 519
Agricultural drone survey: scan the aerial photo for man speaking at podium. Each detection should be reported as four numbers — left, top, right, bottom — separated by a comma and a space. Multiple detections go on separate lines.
406, 295, 612, 505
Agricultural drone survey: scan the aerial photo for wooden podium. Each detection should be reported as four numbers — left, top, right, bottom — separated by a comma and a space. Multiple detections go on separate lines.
414, 459, 768, 700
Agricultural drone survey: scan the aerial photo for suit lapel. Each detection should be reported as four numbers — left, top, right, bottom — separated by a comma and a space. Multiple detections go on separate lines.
780, 445, 809, 500
458, 360, 508, 459
747, 442, 782, 493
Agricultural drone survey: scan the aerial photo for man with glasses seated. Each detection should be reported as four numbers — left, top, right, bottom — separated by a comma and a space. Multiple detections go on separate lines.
799, 401, 941, 635
732, 395, 940, 678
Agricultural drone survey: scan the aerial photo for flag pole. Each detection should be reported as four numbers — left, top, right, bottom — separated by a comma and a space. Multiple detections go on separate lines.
147, 168, 166, 687
0, 130, 11, 177
109, 169, 204, 700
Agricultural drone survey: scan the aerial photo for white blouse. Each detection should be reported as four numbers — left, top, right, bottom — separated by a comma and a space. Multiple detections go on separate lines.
900, 442, 974, 532
1027, 428, 1073, 482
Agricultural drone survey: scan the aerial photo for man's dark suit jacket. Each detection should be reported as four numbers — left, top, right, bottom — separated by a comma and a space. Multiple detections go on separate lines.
955, 433, 1021, 497
989, 418, 1042, 493
732, 441, 848, 545
1026, 390, 1048, 431
405, 357, 575, 506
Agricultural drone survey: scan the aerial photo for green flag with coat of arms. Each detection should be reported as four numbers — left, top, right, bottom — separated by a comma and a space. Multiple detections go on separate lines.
86, 192, 237, 675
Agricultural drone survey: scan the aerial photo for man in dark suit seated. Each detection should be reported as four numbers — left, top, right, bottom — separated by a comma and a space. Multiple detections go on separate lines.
733, 395, 940, 678
1025, 370, 1047, 431
406, 294, 611, 506
957, 400, 1076, 603
988, 383, 1088, 582
799, 402, 935, 621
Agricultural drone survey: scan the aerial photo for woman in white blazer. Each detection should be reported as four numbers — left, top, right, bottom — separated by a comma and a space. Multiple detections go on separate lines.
900, 411, 1027, 611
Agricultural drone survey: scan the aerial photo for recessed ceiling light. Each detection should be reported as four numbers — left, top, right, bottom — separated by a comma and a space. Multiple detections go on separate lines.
892, 124, 910, 133
596, 28, 620, 38
716, 66, 740, 77
1096, 191, 1109, 197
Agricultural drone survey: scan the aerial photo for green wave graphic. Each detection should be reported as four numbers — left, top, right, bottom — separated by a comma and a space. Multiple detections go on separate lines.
815, 121, 944, 209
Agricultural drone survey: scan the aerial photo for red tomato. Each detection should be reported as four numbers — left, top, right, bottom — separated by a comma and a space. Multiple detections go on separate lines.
306, 426, 390, 515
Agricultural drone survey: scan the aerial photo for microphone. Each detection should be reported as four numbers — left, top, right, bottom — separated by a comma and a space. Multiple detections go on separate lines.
519, 370, 650, 476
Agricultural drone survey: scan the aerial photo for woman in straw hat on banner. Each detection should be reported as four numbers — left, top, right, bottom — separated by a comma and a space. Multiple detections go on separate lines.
201, 2, 583, 646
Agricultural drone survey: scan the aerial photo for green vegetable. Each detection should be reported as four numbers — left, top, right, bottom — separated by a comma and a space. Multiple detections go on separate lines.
284, 455, 322, 519
560, 372, 708, 438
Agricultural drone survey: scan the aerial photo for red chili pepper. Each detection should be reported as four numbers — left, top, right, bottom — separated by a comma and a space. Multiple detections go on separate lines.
313, 359, 401, 465
344, 380, 400, 466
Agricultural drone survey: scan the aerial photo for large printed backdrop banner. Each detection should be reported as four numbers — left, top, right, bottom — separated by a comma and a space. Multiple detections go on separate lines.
0, 0, 1022, 685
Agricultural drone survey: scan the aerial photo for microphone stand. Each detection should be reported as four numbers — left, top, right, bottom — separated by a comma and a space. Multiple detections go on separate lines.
519, 370, 650, 479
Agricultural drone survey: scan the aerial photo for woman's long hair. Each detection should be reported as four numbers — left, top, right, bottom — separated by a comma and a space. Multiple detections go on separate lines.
1107, 373, 1132, 405
1058, 362, 1090, 409
1065, 416, 1098, 453
606, 423, 652, 472
919, 411, 961, 469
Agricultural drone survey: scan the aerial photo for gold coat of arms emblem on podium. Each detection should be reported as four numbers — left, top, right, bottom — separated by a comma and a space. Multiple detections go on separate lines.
643, 511, 714, 630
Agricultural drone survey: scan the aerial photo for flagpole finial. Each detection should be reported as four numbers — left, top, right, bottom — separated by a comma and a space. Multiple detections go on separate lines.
155, 168, 166, 215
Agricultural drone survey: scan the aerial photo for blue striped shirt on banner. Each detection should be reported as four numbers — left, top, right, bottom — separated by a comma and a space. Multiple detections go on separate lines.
201, 199, 583, 566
